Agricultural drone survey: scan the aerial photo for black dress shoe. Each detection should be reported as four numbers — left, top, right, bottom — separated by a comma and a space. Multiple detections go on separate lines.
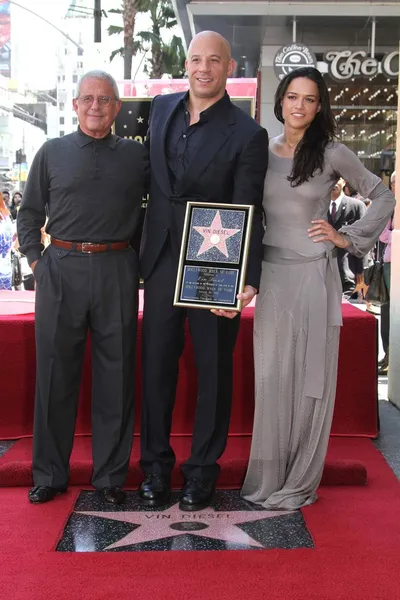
99, 486, 126, 505
179, 478, 215, 511
28, 485, 67, 504
139, 474, 170, 507
378, 364, 389, 376
378, 354, 389, 368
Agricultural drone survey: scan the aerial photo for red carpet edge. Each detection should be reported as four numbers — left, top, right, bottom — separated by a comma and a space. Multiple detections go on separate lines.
0, 436, 368, 487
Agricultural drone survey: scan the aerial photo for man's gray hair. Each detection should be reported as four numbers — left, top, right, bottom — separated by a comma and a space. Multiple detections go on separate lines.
75, 70, 120, 99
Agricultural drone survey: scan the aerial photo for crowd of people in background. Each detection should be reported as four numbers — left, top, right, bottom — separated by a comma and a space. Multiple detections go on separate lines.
0, 188, 44, 291
2, 189, 23, 221
327, 171, 395, 376
378, 171, 395, 376
0, 191, 15, 290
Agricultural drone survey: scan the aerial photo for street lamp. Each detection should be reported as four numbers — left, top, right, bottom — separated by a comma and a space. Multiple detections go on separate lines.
94, 0, 102, 43
10, 1, 107, 46
67, 1, 107, 43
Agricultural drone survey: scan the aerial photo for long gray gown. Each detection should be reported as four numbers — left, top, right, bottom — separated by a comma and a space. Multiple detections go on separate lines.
241, 142, 396, 510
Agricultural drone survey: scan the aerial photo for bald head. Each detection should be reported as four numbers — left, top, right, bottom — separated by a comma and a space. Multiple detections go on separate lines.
185, 30, 235, 105
188, 31, 231, 61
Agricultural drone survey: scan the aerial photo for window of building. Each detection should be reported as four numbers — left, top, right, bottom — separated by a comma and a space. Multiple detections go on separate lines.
77, 62, 83, 69
59, 117, 64, 125
60, 131, 65, 137
59, 102, 64, 111
78, 47, 83, 56
72, 74, 78, 83
72, 117, 78, 125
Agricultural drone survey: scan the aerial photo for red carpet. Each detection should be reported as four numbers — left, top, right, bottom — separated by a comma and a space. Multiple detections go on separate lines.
0, 436, 367, 487
0, 439, 398, 600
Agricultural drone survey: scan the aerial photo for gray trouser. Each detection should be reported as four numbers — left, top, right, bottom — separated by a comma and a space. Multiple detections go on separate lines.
32, 244, 138, 489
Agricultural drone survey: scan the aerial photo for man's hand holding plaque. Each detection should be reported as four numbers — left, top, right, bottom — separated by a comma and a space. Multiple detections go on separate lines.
173, 202, 254, 314
211, 284, 257, 319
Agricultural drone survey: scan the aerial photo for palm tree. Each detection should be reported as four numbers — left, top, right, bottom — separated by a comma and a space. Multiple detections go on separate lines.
160, 35, 186, 78
135, 0, 184, 78
109, 0, 186, 80
108, 0, 148, 79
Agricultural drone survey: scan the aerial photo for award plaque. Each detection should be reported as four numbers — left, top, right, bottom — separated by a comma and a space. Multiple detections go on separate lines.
173, 202, 254, 311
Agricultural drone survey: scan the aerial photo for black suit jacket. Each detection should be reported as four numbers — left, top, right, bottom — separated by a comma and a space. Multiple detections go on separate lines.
140, 92, 269, 288
328, 194, 367, 290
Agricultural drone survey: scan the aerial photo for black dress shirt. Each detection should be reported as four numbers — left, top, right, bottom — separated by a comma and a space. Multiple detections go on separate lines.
17, 128, 148, 265
166, 92, 231, 188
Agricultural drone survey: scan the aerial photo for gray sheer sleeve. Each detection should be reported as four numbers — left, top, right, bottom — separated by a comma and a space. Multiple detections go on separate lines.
329, 143, 396, 258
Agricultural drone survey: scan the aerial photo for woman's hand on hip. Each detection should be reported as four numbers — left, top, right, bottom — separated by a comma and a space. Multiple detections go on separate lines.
307, 220, 350, 249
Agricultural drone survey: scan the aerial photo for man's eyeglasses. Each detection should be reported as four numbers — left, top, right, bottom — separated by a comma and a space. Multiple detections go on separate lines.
76, 95, 117, 106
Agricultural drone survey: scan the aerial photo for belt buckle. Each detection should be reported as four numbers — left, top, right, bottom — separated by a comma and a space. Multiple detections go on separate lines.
81, 242, 95, 253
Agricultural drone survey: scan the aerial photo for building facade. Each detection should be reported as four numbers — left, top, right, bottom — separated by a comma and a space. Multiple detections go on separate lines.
0, 75, 48, 191
55, 2, 93, 139
173, 0, 399, 174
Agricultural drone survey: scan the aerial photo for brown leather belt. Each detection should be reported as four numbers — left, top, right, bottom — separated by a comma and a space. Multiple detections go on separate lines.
51, 238, 129, 253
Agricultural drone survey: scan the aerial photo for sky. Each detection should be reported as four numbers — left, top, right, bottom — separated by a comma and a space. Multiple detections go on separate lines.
11, 0, 70, 87
10, 0, 179, 90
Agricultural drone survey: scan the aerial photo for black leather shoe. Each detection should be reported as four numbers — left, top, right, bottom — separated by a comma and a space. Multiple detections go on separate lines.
139, 474, 170, 507
378, 364, 389, 376
378, 354, 389, 369
28, 485, 67, 504
179, 478, 215, 511
99, 486, 126, 505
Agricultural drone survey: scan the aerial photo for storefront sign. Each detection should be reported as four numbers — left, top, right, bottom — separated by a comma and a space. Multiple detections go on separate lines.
325, 49, 399, 81
273, 44, 317, 80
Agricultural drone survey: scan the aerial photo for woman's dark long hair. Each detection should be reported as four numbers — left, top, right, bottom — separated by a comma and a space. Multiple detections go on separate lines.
10, 191, 22, 221
274, 67, 337, 187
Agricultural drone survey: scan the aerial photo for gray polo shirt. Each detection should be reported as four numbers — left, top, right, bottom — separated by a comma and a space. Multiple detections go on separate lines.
17, 128, 148, 265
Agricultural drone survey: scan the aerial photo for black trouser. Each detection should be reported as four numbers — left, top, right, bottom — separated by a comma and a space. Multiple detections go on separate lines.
380, 263, 391, 355
338, 265, 355, 295
140, 242, 241, 484
32, 244, 138, 489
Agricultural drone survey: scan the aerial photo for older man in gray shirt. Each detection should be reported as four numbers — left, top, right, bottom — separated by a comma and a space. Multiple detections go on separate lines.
18, 70, 148, 505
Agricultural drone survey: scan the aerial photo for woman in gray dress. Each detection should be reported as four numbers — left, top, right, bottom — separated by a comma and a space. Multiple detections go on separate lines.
241, 67, 396, 510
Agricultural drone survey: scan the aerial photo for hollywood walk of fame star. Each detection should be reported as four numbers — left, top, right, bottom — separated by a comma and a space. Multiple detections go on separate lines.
137, 116, 144, 123
193, 211, 241, 258
77, 502, 290, 550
